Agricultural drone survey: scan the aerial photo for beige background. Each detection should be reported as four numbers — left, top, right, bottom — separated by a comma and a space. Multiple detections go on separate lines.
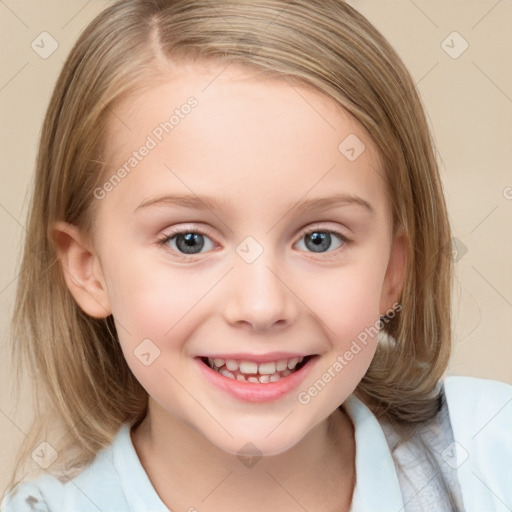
1, 0, 511, 495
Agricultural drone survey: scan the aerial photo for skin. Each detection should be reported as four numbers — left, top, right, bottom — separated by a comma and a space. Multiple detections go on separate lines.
52, 62, 406, 511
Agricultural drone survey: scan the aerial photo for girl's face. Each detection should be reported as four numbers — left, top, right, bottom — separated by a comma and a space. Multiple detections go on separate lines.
69, 63, 405, 456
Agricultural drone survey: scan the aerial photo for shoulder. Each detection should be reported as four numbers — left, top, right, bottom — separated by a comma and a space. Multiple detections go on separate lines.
443, 374, 512, 435
1, 476, 53, 512
442, 375, 512, 512
443, 374, 511, 447
1, 434, 129, 512
444, 374, 512, 403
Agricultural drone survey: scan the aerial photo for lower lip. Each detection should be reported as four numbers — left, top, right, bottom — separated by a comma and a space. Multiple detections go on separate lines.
194, 356, 318, 402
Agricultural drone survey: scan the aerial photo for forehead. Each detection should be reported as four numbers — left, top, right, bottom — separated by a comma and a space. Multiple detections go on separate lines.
99, 63, 387, 220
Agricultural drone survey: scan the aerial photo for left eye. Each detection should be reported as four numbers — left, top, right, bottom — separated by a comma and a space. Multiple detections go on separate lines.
295, 230, 346, 253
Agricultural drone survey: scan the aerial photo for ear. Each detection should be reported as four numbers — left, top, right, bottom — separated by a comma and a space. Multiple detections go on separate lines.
50, 221, 112, 318
379, 229, 407, 315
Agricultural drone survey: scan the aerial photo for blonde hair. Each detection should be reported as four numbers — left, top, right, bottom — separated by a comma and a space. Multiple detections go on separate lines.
5, 0, 452, 497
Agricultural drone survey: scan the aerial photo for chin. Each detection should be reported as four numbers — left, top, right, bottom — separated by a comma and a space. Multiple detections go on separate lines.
198, 420, 310, 459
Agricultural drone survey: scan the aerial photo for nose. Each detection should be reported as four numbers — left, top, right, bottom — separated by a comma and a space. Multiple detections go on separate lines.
222, 251, 299, 332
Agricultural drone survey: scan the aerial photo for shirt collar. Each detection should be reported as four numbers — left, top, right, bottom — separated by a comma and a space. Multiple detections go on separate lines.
343, 394, 404, 511
112, 394, 404, 512
112, 423, 170, 511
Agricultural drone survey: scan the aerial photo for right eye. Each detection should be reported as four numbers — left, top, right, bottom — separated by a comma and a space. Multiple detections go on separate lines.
157, 228, 217, 257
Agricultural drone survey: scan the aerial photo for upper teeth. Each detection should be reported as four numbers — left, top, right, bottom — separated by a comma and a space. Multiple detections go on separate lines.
208, 356, 304, 375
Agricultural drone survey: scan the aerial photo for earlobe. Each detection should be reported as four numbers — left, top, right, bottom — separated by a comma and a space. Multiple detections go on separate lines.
379, 230, 408, 315
50, 221, 112, 318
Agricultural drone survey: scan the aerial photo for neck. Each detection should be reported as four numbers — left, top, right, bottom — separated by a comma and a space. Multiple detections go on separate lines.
131, 400, 355, 511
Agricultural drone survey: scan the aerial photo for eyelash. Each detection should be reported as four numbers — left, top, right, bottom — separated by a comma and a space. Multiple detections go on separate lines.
156, 225, 352, 260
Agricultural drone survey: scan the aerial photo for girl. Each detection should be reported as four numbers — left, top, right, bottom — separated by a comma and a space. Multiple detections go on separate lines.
2, 0, 511, 511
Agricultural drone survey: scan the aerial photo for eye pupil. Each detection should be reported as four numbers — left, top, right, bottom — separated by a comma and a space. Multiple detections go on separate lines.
177, 233, 204, 253
306, 232, 331, 253
310, 233, 323, 244
184, 233, 197, 245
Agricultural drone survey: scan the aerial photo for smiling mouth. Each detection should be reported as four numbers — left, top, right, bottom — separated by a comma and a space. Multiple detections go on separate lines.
199, 355, 314, 384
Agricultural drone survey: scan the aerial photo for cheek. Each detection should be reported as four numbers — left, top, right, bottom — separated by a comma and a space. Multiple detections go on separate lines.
100, 244, 190, 339
104, 257, 204, 395
298, 269, 384, 405
107, 265, 203, 340
307, 261, 387, 338
103, 250, 226, 380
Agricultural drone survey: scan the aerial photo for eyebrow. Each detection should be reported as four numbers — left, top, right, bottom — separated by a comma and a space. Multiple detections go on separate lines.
133, 193, 374, 215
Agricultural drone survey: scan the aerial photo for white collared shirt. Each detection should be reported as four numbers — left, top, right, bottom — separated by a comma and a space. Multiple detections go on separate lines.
3, 375, 511, 511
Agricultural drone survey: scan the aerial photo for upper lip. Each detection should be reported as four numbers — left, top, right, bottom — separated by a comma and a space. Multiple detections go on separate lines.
197, 352, 315, 363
